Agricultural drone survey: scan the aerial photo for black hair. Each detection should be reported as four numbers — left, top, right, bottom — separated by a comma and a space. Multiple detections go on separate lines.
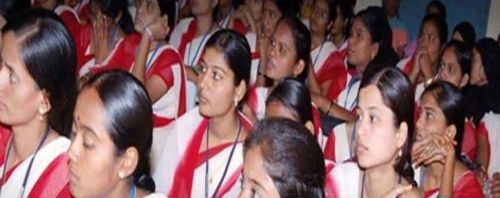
440, 40, 471, 77
453, 21, 476, 51
2, 8, 77, 136
81, 70, 155, 192
278, 16, 311, 82
204, 29, 251, 108
422, 81, 464, 160
266, 78, 313, 125
92, 0, 135, 34
420, 14, 448, 48
426, 0, 446, 21
354, 6, 399, 67
244, 118, 325, 198
360, 67, 417, 187
157, 0, 176, 31
475, 38, 500, 113
0, 0, 30, 20
272, 0, 302, 18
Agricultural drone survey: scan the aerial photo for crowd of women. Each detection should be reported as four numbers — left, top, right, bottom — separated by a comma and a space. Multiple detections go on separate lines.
0, 0, 499, 197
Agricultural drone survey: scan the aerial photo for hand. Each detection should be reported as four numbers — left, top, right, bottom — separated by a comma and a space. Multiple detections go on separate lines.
492, 172, 500, 198
144, 15, 170, 40
412, 134, 456, 166
416, 48, 433, 80
382, 184, 414, 198
245, 0, 263, 22
91, 12, 111, 64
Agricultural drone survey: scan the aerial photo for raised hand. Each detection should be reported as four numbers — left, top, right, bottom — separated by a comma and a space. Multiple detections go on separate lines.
91, 11, 112, 64
412, 134, 456, 166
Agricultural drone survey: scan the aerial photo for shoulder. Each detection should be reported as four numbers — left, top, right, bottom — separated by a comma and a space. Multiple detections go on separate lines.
400, 187, 423, 198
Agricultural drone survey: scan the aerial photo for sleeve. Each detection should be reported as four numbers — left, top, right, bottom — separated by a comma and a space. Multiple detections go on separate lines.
453, 172, 485, 198
150, 49, 182, 89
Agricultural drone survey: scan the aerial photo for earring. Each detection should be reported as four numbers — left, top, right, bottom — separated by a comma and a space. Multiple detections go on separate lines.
398, 149, 402, 157
39, 109, 45, 121
234, 98, 238, 107
118, 172, 125, 179
371, 53, 375, 60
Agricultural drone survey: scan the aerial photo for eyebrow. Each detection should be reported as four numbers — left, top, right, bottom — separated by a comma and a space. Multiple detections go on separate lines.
212, 65, 226, 74
249, 178, 266, 191
423, 106, 436, 113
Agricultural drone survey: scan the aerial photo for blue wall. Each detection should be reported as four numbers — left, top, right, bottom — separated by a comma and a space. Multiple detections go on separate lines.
398, 0, 491, 41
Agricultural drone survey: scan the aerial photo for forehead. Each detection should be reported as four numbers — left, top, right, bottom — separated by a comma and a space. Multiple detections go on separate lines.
358, 85, 385, 108
75, 88, 108, 128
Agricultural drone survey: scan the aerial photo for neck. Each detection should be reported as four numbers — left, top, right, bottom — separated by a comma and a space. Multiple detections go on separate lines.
208, 110, 240, 142
311, 32, 326, 50
195, 13, 214, 37
332, 33, 344, 47
364, 163, 400, 198
10, 119, 53, 164
427, 162, 444, 182
149, 40, 162, 52
356, 62, 368, 78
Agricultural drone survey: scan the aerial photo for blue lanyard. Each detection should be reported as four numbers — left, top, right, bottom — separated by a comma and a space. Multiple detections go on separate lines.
343, 77, 359, 110
145, 43, 162, 71
204, 120, 242, 198
312, 41, 326, 68
129, 185, 136, 198
187, 24, 213, 67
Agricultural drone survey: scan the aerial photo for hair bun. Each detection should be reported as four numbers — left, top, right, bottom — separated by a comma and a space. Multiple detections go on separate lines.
134, 174, 156, 192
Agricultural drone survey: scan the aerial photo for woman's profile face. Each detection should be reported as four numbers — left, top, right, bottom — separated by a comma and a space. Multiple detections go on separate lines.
69, 87, 128, 198
0, 32, 45, 126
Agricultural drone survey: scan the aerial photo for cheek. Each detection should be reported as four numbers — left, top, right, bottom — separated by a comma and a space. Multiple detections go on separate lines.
0, 85, 40, 125
200, 82, 236, 115
78, 148, 118, 196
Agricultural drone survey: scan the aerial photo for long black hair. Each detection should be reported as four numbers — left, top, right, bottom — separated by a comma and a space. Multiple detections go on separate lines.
440, 40, 471, 79
81, 70, 155, 192
266, 78, 313, 125
422, 81, 464, 160
453, 21, 476, 51
244, 118, 325, 198
420, 14, 448, 48
359, 67, 417, 187
157, 0, 176, 31
2, 8, 77, 136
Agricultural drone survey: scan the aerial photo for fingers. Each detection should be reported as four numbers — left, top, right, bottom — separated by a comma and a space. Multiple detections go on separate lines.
382, 185, 413, 198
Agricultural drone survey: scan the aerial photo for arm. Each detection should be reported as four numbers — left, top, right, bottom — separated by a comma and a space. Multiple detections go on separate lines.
311, 93, 357, 122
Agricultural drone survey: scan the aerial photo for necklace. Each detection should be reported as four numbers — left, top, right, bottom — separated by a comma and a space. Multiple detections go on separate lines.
0, 126, 50, 197
204, 119, 242, 198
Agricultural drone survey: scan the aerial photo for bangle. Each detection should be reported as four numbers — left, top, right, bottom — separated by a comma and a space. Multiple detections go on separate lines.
325, 101, 333, 115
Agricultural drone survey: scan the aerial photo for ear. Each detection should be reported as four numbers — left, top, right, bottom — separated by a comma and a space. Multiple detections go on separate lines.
445, 125, 457, 139
293, 59, 306, 78
396, 121, 408, 149
38, 90, 51, 116
235, 80, 247, 103
305, 121, 315, 135
117, 147, 139, 179
370, 43, 380, 60
459, 74, 469, 88
162, 14, 170, 34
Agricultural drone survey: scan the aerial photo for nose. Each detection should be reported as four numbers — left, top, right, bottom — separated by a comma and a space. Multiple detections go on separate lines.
0, 65, 9, 91
68, 137, 81, 164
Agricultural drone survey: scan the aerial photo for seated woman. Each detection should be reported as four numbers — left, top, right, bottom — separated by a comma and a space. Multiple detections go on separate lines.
413, 81, 483, 197
239, 118, 326, 198
467, 38, 500, 181
0, 9, 77, 197
69, 71, 163, 198
152, 30, 253, 197
332, 67, 420, 198
78, 0, 139, 76
131, 0, 187, 167
434, 40, 477, 163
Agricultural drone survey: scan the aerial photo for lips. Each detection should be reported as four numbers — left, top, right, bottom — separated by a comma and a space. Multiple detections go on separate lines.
197, 93, 209, 105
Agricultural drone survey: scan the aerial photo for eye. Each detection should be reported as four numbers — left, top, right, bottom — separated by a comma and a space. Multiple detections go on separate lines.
213, 71, 222, 81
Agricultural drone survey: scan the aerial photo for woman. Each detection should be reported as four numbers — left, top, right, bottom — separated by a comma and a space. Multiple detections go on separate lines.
413, 81, 483, 197
131, 0, 187, 165
312, 6, 398, 144
78, 0, 139, 76
384, 0, 408, 59
0, 9, 76, 197
433, 40, 479, 162
216, 0, 246, 34
168, 0, 220, 110
468, 38, 500, 178
69, 71, 163, 198
239, 118, 326, 198
397, 14, 447, 85
308, 0, 338, 87
452, 21, 476, 51
332, 67, 420, 198
246, 16, 312, 120
153, 30, 253, 197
